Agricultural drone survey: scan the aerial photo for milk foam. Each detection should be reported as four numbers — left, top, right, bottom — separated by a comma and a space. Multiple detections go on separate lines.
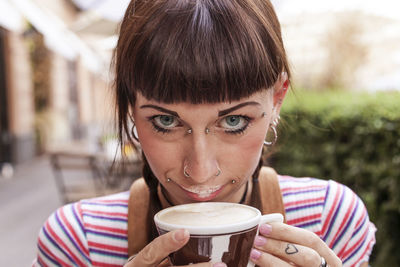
158, 203, 258, 226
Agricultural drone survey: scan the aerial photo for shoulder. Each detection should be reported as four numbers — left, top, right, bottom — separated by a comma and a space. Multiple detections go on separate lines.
35, 191, 130, 266
35, 201, 91, 266
278, 175, 376, 266
278, 175, 328, 233
318, 180, 376, 266
79, 191, 130, 219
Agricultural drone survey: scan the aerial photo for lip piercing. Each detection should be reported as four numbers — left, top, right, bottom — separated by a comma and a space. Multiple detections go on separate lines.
184, 165, 190, 178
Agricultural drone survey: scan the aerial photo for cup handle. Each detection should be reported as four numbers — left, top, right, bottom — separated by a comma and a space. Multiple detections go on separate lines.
247, 213, 284, 267
259, 213, 284, 224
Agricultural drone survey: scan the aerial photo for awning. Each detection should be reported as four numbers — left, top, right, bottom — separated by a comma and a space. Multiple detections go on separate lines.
8, 0, 103, 73
0, 0, 24, 32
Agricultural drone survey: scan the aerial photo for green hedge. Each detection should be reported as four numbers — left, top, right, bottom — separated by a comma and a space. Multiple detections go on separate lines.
270, 90, 400, 266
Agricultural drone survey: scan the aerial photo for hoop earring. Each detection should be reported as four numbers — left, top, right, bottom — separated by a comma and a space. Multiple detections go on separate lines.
264, 116, 279, 146
131, 122, 139, 142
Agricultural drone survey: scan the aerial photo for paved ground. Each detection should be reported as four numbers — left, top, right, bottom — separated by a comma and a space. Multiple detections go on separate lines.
0, 154, 139, 266
0, 156, 62, 266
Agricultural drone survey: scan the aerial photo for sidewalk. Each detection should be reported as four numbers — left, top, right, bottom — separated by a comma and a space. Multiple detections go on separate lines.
0, 156, 62, 266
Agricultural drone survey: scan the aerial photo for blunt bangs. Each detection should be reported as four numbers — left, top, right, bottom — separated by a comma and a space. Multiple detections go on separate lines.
116, 0, 289, 105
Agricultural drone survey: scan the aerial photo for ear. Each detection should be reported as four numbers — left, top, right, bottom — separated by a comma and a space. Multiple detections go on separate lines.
272, 72, 289, 116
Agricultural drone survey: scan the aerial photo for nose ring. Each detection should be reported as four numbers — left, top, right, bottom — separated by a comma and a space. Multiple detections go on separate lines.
184, 165, 190, 178
215, 168, 221, 177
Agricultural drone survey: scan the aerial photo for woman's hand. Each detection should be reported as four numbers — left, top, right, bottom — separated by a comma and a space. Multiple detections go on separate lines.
124, 229, 226, 267
250, 222, 342, 267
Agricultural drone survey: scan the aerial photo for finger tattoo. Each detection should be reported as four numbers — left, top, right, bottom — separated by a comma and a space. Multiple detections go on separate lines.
285, 243, 299, 255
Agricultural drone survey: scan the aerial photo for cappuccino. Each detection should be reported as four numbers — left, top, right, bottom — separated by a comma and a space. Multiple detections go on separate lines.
154, 203, 283, 267
157, 202, 258, 227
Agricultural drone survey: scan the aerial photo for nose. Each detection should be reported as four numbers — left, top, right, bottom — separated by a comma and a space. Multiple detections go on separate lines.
184, 133, 219, 183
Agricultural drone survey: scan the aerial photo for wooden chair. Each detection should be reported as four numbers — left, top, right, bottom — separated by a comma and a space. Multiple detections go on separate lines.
49, 152, 108, 203
49, 150, 143, 204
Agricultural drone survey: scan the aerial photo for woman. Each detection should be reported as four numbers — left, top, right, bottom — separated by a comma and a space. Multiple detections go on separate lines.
34, 0, 375, 266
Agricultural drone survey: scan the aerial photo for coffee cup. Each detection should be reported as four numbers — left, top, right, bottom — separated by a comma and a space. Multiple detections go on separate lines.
154, 202, 283, 267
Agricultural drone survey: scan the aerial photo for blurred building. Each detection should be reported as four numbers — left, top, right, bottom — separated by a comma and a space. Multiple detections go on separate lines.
281, 11, 400, 91
273, 0, 400, 91
0, 0, 115, 164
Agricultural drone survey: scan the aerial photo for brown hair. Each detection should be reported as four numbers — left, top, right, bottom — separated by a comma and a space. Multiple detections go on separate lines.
114, 0, 290, 242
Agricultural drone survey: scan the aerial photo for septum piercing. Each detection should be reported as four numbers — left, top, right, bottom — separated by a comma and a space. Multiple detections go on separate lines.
183, 165, 222, 178
184, 165, 190, 178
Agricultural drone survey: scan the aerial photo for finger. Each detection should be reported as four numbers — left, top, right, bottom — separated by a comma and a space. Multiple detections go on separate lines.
127, 229, 189, 267
158, 258, 171, 267
260, 223, 342, 267
250, 248, 293, 267
254, 236, 320, 266
172, 263, 227, 267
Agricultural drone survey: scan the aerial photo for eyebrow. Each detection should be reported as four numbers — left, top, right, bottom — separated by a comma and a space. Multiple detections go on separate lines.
140, 101, 261, 118
140, 105, 180, 117
218, 102, 261, 117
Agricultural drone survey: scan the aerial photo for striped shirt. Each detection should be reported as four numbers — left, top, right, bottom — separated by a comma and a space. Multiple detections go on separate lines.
33, 176, 376, 267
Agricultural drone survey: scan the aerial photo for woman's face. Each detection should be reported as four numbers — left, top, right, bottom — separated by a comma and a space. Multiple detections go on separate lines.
133, 88, 281, 205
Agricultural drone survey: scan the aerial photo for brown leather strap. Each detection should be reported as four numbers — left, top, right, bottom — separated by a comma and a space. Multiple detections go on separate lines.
127, 178, 150, 257
127, 167, 286, 257
258, 167, 286, 222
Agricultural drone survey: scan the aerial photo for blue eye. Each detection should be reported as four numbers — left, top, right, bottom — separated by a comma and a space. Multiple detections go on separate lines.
225, 116, 241, 126
220, 115, 251, 134
158, 115, 175, 126
150, 115, 181, 133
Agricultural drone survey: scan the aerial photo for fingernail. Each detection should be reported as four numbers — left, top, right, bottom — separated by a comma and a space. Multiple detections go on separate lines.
174, 229, 189, 242
254, 236, 267, 246
259, 224, 272, 235
250, 249, 262, 260
213, 263, 227, 267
